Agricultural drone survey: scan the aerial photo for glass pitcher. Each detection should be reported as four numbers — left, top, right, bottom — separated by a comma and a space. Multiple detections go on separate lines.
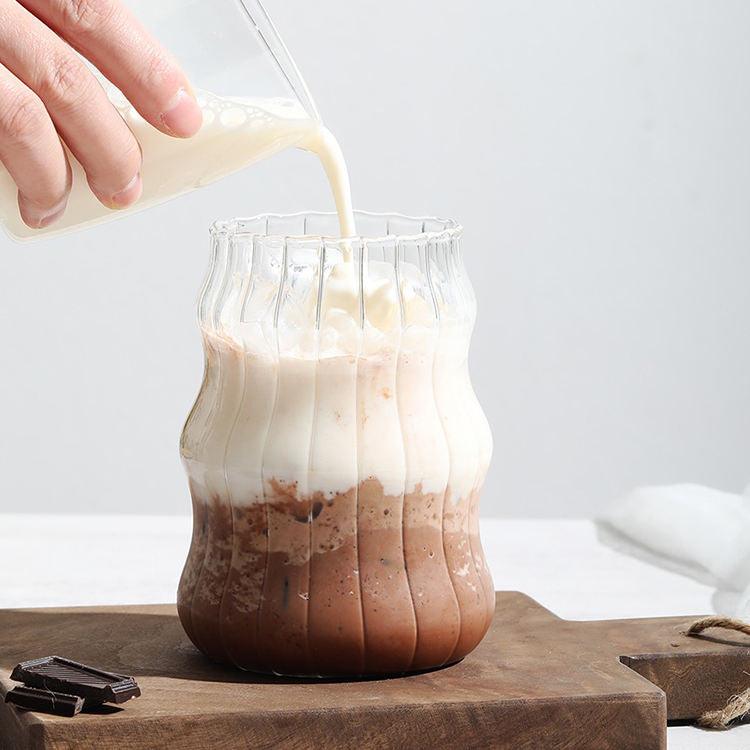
177, 211, 494, 676
0, 0, 319, 241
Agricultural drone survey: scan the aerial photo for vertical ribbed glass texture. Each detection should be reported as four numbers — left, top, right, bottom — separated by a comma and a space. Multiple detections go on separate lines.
178, 211, 494, 676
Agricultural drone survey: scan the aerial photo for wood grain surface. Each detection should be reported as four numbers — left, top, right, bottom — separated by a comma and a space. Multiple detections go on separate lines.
1, 592, 748, 749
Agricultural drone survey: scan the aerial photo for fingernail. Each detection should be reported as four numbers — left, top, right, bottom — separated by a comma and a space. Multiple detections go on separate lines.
161, 87, 203, 138
108, 172, 143, 209
36, 204, 67, 228
19, 194, 68, 229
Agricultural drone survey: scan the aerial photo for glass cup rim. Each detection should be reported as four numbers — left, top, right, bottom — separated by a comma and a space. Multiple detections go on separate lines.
209, 210, 463, 244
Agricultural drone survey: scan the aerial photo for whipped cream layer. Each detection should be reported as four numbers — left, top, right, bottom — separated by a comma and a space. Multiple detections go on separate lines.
181, 248, 492, 504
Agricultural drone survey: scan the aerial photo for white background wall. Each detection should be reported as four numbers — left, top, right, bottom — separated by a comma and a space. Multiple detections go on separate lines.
0, 0, 748, 517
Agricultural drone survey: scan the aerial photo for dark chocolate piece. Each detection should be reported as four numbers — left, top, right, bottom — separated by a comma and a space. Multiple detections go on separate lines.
10, 656, 141, 705
5, 686, 84, 717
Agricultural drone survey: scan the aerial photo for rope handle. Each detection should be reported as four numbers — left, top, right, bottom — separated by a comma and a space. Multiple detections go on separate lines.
687, 616, 750, 729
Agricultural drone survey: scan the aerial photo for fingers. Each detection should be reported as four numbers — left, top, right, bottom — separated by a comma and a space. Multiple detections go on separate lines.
0, 63, 71, 228
20, 0, 203, 138
0, 0, 202, 228
0, 0, 143, 210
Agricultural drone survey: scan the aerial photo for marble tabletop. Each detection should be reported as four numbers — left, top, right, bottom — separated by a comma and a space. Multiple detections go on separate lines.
0, 514, 746, 749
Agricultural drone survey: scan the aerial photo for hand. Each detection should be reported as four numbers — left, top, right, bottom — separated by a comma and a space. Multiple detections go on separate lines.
0, 0, 203, 228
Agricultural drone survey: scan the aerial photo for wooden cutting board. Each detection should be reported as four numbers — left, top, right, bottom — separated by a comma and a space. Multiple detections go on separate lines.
1, 592, 748, 749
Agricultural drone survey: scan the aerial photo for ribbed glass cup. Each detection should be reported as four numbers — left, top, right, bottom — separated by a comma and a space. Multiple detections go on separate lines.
177, 211, 494, 676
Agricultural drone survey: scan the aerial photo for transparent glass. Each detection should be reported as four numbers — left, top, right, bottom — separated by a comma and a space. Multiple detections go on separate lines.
177, 211, 494, 676
0, 0, 319, 241
123, 0, 318, 113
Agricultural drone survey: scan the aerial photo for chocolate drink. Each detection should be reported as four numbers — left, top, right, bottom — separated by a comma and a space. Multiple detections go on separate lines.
176, 331, 220, 653
177, 213, 494, 676
178, 336, 244, 664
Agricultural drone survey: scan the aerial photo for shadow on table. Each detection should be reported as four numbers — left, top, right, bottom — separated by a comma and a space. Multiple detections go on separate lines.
0, 608, 457, 686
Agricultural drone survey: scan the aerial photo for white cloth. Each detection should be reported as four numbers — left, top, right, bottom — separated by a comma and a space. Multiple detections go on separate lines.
597, 484, 750, 618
